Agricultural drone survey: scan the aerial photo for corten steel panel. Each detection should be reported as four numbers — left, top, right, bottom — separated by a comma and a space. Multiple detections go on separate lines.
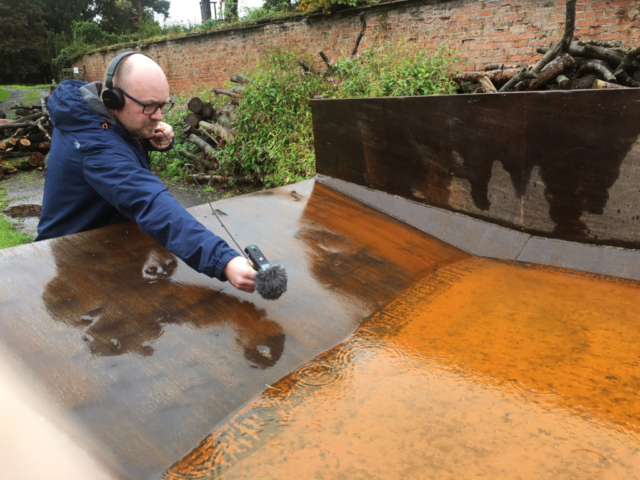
0, 180, 468, 479
165, 257, 640, 479
312, 90, 640, 248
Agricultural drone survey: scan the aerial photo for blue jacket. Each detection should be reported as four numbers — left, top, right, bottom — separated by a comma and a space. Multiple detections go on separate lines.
37, 80, 239, 281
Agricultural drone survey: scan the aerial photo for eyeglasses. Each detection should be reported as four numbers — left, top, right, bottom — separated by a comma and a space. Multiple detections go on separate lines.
122, 91, 175, 115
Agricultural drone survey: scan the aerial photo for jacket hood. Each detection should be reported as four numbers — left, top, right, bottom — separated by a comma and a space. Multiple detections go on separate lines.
48, 80, 116, 133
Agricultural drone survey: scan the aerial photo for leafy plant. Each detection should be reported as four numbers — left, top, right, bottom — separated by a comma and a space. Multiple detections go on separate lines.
151, 40, 460, 190
215, 49, 328, 187
0, 89, 9, 103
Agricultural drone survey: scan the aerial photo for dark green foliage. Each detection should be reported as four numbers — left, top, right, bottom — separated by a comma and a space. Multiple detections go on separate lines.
151, 42, 460, 190
0, 0, 49, 84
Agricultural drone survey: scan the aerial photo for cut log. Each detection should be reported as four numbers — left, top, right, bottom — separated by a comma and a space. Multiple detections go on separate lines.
18, 139, 31, 151
576, 60, 616, 82
454, 68, 519, 86
211, 87, 241, 99
460, 82, 483, 94
236, 74, 253, 85
188, 97, 203, 114
556, 75, 571, 88
499, 68, 537, 92
36, 142, 51, 151
178, 148, 205, 164
571, 74, 597, 90
12, 113, 42, 123
0, 142, 6, 150
319, 50, 334, 71
18, 138, 31, 152
593, 79, 630, 89
614, 46, 640, 87
201, 102, 214, 120
199, 121, 235, 143
28, 152, 45, 167
7, 138, 18, 147
3, 156, 33, 170
0, 122, 38, 131
188, 134, 216, 156
299, 60, 311, 72
531, 0, 576, 75
229, 86, 245, 95
184, 113, 202, 128
537, 43, 625, 69
527, 53, 576, 90
478, 76, 498, 93
26, 132, 47, 143
35, 121, 52, 141
178, 148, 204, 173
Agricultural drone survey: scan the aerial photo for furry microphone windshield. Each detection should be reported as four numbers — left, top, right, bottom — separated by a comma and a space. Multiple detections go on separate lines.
245, 245, 288, 300
160, 131, 288, 301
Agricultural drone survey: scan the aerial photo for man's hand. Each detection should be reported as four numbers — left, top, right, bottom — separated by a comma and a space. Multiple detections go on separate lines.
149, 122, 174, 150
223, 256, 256, 293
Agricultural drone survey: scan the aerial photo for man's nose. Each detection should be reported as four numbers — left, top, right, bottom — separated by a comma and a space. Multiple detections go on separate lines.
150, 108, 163, 121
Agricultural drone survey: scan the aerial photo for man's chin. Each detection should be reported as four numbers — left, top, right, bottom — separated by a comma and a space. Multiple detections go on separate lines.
138, 126, 159, 139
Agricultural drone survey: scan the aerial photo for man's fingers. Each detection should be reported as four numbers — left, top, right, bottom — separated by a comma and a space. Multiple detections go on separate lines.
223, 257, 256, 293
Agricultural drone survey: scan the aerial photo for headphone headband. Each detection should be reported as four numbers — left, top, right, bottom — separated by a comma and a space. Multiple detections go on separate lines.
105, 51, 150, 89
103, 51, 152, 111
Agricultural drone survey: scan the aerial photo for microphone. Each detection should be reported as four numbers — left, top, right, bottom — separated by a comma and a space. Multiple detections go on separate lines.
156, 129, 288, 300
245, 245, 288, 300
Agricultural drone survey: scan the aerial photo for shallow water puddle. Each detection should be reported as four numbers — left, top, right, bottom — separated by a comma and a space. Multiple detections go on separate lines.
166, 257, 640, 479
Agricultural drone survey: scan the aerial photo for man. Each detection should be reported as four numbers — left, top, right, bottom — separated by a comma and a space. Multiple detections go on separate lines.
37, 52, 256, 293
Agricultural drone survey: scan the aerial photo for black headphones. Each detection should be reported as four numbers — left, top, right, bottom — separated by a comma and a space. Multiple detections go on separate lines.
102, 51, 151, 110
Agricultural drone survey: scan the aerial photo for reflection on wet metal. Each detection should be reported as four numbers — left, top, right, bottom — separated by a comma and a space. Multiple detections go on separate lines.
166, 257, 640, 479
0, 179, 464, 479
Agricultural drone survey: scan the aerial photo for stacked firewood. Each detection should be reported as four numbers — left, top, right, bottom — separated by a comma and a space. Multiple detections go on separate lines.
456, 0, 640, 94
179, 74, 252, 186
0, 99, 52, 179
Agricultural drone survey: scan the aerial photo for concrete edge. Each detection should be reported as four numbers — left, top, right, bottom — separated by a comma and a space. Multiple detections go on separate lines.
316, 175, 640, 282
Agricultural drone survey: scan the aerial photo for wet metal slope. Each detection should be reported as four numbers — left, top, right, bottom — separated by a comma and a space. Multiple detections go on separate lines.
0, 180, 467, 479
166, 256, 640, 479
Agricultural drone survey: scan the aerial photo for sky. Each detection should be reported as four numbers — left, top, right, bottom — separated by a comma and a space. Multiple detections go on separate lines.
165, 0, 265, 24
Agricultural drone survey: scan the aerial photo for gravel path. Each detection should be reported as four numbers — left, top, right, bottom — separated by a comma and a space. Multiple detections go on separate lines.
0, 87, 51, 119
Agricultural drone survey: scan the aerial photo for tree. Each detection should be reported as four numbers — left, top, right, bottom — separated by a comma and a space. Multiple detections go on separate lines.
41, 0, 96, 35
95, 0, 169, 34
0, 0, 49, 83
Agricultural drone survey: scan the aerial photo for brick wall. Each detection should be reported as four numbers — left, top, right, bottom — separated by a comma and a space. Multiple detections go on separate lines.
75, 0, 640, 94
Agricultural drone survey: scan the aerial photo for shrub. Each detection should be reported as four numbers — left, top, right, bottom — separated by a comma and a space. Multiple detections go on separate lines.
151, 40, 460, 189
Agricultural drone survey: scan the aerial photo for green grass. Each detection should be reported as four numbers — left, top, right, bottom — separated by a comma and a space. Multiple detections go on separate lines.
1, 84, 50, 89
0, 88, 9, 102
23, 91, 42, 100
0, 187, 34, 249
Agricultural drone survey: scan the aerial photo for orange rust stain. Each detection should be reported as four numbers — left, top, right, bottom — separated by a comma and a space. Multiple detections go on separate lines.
165, 257, 640, 479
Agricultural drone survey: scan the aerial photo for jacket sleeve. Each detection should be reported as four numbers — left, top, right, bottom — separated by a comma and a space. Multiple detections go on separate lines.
81, 143, 239, 281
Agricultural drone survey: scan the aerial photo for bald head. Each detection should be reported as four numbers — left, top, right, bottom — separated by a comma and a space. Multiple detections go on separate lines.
108, 53, 167, 92
103, 53, 171, 139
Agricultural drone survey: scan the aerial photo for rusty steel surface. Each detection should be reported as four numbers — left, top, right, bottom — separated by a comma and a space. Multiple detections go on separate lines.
312, 90, 640, 249
0, 179, 467, 479
166, 256, 640, 479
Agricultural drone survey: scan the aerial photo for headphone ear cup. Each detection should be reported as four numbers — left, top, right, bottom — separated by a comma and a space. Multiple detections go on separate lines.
102, 87, 125, 110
